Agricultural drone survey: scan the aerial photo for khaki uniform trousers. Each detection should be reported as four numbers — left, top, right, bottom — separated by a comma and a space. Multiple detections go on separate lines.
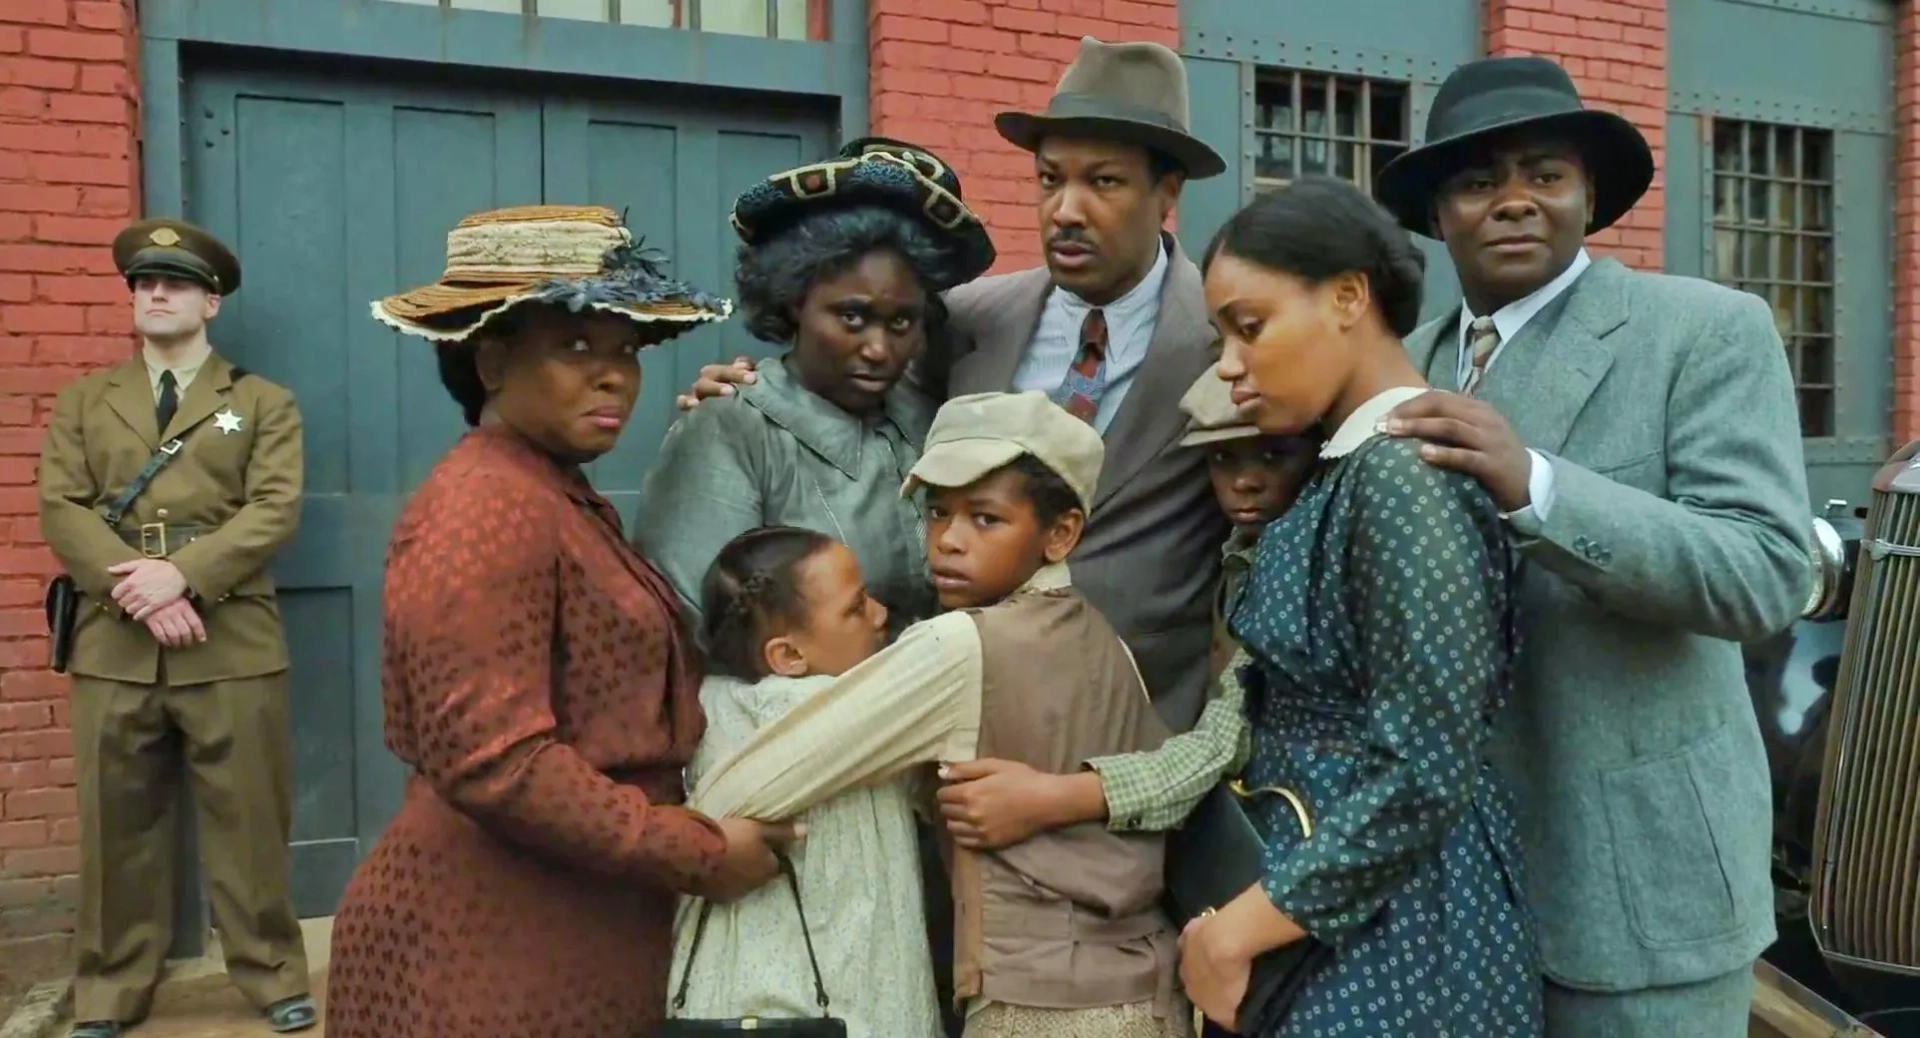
69, 668, 310, 1023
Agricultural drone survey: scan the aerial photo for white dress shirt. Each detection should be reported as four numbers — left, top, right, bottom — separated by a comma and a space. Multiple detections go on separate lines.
1453, 248, 1593, 523
1010, 242, 1169, 433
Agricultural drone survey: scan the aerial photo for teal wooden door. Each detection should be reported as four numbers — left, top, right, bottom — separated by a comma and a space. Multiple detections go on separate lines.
542, 91, 832, 524
185, 61, 832, 916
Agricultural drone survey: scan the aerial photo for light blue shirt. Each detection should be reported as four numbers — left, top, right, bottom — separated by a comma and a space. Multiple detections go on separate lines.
1454, 248, 1593, 524
1010, 240, 1169, 433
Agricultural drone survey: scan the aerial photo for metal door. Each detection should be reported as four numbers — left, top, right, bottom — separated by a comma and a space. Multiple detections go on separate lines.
185, 60, 832, 915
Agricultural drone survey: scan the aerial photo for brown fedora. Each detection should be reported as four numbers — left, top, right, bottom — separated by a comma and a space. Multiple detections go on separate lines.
995, 37, 1225, 180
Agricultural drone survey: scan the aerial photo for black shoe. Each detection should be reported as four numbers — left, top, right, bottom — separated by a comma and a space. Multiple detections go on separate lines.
265, 995, 317, 1033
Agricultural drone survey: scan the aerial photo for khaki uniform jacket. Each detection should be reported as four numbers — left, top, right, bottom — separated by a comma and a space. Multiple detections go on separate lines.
37, 352, 302, 685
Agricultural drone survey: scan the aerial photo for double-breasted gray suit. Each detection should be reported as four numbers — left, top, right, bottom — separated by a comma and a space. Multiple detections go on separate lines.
923, 235, 1227, 730
1404, 258, 1810, 1009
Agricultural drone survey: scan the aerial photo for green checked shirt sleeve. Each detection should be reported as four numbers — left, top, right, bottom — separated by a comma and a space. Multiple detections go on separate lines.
1086, 647, 1252, 832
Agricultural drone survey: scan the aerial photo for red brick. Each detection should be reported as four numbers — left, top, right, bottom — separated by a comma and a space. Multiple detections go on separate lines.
0, 184, 81, 214
0, 28, 24, 53
0, 86, 46, 116
872, 15, 947, 43
39, 274, 125, 304
2, 845, 80, 878
24, 28, 119, 62
1, 786, 72, 821
991, 7, 1055, 32
45, 89, 125, 123
0, 56, 77, 89
0, 0, 70, 27
76, 61, 123, 94
70, 1, 123, 31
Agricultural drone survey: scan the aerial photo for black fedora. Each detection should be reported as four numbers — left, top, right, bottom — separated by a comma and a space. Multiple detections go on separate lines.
1375, 56, 1654, 239
995, 37, 1226, 180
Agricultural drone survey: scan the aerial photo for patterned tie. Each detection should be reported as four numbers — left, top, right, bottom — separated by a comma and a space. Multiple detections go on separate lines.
155, 369, 179, 437
1461, 316, 1500, 397
1052, 308, 1108, 424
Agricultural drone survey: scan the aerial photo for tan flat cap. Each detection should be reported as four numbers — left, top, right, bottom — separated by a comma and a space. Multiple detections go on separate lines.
901, 391, 1105, 511
1176, 367, 1261, 447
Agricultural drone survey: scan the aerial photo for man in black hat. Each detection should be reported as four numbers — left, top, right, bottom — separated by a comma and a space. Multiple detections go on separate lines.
1373, 56, 1811, 1035
36, 219, 316, 1036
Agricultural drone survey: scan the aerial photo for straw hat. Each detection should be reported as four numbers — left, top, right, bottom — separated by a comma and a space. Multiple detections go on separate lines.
370, 205, 732, 344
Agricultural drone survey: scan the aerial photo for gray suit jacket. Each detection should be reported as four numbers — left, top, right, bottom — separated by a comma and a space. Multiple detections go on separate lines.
1405, 258, 1811, 992
923, 236, 1226, 730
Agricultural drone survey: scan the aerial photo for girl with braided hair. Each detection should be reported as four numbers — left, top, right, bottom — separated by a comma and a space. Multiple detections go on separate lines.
666, 525, 943, 1038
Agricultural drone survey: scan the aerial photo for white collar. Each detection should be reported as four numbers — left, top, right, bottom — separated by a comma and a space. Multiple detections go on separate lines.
1457, 247, 1593, 345
1055, 239, 1167, 315
1320, 386, 1432, 459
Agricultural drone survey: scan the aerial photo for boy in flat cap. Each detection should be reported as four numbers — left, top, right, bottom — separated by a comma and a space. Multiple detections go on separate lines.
689, 391, 1188, 1037
37, 218, 314, 1036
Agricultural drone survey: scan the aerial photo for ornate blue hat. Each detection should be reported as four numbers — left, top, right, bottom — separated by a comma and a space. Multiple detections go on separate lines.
730, 137, 997, 288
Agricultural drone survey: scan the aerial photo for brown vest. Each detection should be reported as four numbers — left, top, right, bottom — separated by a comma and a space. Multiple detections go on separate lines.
949, 587, 1177, 1013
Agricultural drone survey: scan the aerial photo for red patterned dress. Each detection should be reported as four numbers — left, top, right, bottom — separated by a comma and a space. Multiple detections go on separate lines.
324, 425, 727, 1038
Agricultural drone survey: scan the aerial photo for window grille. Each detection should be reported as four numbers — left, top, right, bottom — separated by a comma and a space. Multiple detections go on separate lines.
1252, 70, 1410, 196
1708, 118, 1836, 437
380, 0, 815, 40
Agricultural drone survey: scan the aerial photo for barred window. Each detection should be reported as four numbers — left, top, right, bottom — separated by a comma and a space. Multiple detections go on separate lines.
382, 0, 815, 39
1252, 71, 1410, 196
1708, 119, 1835, 437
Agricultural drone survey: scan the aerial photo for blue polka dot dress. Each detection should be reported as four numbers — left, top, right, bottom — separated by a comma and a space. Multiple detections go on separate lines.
1226, 400, 1544, 1038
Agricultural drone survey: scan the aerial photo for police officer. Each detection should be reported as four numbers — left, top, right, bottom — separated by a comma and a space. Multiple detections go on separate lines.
36, 219, 316, 1037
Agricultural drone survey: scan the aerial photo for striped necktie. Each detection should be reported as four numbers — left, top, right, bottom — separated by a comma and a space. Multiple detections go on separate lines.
1052, 308, 1108, 424
1461, 316, 1499, 397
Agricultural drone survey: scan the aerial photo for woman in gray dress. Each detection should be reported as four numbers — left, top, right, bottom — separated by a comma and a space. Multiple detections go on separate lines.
633, 138, 994, 635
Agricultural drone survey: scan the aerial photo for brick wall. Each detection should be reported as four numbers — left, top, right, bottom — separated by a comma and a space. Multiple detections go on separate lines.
0, 0, 140, 993
866, 0, 1179, 273
1896, 0, 1920, 445
1485, 0, 1667, 272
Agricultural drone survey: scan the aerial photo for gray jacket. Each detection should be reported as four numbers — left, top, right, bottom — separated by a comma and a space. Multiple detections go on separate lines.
1404, 258, 1811, 991
633, 358, 939, 637
925, 236, 1226, 730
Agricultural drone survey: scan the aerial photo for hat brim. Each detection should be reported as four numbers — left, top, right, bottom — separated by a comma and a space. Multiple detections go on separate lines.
1375, 109, 1654, 238
995, 112, 1227, 180
123, 255, 223, 295
899, 439, 1028, 499
1178, 424, 1263, 448
370, 280, 729, 345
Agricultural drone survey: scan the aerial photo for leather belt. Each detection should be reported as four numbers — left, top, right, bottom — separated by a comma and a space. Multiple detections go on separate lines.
119, 523, 208, 558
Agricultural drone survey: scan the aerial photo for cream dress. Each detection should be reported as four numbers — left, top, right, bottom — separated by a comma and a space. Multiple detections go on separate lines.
667, 673, 945, 1038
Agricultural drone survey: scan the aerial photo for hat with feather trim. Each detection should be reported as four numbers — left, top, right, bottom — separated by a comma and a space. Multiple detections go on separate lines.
729, 137, 996, 288
370, 205, 732, 344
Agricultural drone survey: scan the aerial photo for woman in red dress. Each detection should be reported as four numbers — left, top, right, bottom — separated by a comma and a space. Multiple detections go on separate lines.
323, 205, 794, 1038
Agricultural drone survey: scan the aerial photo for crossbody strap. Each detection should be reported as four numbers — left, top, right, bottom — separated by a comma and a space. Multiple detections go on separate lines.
672, 851, 831, 1017
100, 367, 251, 529
102, 438, 186, 527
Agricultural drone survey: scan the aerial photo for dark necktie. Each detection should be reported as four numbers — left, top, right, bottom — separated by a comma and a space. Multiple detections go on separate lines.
156, 370, 178, 437
1051, 308, 1108, 424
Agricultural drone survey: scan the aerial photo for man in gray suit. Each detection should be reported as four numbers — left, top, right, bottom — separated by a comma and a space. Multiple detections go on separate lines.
1375, 56, 1811, 1035
682, 36, 1228, 733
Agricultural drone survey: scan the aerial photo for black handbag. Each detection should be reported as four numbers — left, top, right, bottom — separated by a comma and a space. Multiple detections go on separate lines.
1164, 779, 1335, 1036
659, 852, 848, 1037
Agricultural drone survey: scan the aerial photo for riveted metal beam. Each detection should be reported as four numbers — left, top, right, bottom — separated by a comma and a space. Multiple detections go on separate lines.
1716, 0, 1889, 23
1667, 91, 1890, 136
1185, 33, 1447, 85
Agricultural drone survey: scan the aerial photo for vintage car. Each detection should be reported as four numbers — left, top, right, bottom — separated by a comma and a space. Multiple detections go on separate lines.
1748, 443, 1920, 1036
